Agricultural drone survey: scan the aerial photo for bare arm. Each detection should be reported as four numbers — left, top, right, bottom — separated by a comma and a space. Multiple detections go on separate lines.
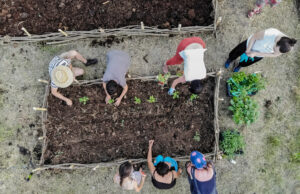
171, 76, 186, 89
135, 176, 146, 192
51, 87, 72, 106
246, 30, 265, 52
147, 140, 155, 175
173, 168, 182, 178
248, 51, 282, 58
115, 84, 128, 106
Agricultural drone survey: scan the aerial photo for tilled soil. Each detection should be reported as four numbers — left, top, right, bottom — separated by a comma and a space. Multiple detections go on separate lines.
0, 0, 214, 36
44, 77, 215, 164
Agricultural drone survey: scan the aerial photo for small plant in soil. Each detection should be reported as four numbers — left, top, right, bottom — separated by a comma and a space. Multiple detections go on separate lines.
134, 96, 141, 104
227, 72, 265, 97
220, 129, 245, 159
172, 91, 180, 99
147, 95, 157, 103
79, 96, 89, 105
228, 91, 259, 125
157, 72, 171, 86
190, 94, 199, 101
108, 99, 115, 104
193, 132, 200, 142
176, 70, 183, 77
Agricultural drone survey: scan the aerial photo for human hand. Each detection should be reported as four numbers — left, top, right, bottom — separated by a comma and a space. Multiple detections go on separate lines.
246, 51, 256, 58
105, 95, 111, 104
162, 63, 169, 73
114, 97, 121, 106
139, 168, 147, 177
178, 168, 182, 174
168, 88, 175, 95
65, 99, 73, 106
149, 140, 154, 147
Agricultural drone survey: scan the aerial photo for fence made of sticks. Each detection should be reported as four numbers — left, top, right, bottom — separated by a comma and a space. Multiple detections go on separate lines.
0, 0, 218, 45
33, 70, 222, 172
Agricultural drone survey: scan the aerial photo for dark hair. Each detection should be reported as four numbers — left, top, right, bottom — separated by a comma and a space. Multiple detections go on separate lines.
189, 80, 203, 94
202, 161, 213, 171
277, 37, 297, 53
156, 162, 170, 176
119, 162, 132, 186
106, 80, 118, 95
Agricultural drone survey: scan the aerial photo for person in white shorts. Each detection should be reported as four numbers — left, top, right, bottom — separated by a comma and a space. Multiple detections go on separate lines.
49, 50, 97, 106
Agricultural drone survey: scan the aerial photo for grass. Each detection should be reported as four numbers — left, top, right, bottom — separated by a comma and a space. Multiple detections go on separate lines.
0, 126, 14, 143
40, 45, 61, 55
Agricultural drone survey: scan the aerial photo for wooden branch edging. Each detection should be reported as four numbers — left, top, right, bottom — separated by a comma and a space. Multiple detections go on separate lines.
0, 1, 217, 45
37, 72, 221, 172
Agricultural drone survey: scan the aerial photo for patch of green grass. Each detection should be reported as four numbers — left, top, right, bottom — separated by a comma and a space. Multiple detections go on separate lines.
266, 135, 281, 147
0, 126, 14, 142
40, 45, 61, 55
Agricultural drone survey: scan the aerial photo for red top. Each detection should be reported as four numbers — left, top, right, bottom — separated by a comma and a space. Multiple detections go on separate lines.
166, 37, 206, 66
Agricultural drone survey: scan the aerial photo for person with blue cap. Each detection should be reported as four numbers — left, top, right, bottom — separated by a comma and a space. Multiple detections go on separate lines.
147, 140, 182, 190
186, 151, 217, 194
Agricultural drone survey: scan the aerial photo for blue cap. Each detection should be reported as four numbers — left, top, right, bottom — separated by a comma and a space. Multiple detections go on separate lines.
190, 151, 207, 169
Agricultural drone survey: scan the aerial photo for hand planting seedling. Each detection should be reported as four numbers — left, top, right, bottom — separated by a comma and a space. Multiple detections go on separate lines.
220, 129, 245, 159
190, 94, 199, 101
228, 92, 259, 125
134, 96, 141, 104
193, 132, 200, 142
108, 99, 115, 104
79, 96, 89, 105
172, 91, 179, 99
157, 72, 171, 85
147, 95, 157, 103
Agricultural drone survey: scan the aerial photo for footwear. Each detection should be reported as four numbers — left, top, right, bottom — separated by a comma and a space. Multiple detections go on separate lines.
233, 66, 241, 72
225, 59, 231, 69
85, 58, 98, 66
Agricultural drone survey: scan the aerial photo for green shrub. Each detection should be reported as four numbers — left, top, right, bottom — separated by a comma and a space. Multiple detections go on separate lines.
220, 130, 245, 159
229, 92, 259, 125
227, 72, 265, 96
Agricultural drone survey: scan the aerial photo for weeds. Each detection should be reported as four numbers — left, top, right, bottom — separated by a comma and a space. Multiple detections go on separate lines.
147, 96, 156, 103
79, 96, 89, 105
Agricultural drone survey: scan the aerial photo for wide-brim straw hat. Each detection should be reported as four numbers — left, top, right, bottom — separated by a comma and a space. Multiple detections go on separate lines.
51, 66, 73, 88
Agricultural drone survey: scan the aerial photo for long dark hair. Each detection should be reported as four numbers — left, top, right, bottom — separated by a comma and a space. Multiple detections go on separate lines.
277, 37, 297, 53
119, 162, 133, 186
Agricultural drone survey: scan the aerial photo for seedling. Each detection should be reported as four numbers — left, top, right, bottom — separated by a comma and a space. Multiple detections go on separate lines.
79, 96, 89, 105
108, 99, 115, 104
157, 72, 171, 85
190, 94, 199, 101
173, 91, 179, 99
193, 132, 200, 142
176, 70, 183, 77
147, 95, 157, 103
134, 96, 141, 104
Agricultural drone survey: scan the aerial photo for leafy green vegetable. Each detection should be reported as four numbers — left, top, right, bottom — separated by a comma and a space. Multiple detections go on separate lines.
157, 72, 171, 85
193, 132, 200, 142
79, 96, 89, 105
190, 94, 199, 101
134, 96, 141, 104
147, 95, 157, 103
173, 91, 179, 99
108, 99, 115, 104
220, 130, 245, 159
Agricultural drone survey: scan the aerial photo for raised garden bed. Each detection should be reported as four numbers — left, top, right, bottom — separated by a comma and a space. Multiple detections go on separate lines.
37, 73, 221, 170
0, 0, 218, 44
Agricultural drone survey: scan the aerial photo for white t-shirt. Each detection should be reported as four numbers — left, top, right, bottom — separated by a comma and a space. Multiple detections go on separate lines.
247, 28, 286, 57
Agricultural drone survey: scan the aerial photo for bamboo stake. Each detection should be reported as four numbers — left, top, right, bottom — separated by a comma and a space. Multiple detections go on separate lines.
58, 29, 68, 37
33, 107, 47, 111
140, 22, 144, 30
178, 24, 182, 31
38, 79, 49, 84
102, 1, 110, 5
21, 27, 31, 37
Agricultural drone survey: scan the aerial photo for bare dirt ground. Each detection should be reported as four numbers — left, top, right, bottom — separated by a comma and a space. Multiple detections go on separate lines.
0, 0, 299, 193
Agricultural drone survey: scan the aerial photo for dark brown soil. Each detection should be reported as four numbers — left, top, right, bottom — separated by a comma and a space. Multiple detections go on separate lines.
44, 77, 215, 164
0, 0, 214, 36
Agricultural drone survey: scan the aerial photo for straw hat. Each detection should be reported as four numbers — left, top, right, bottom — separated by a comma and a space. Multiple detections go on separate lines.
51, 66, 73, 88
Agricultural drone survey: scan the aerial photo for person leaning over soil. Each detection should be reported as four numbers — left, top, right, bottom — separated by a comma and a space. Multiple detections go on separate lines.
186, 151, 217, 194
225, 28, 297, 72
113, 161, 147, 192
102, 50, 131, 106
147, 140, 182, 190
162, 37, 207, 95
49, 50, 97, 106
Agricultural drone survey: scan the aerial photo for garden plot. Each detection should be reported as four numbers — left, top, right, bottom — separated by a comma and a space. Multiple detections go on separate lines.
41, 75, 220, 165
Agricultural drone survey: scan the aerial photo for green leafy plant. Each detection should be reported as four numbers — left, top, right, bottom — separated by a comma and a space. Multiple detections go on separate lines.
157, 72, 171, 85
134, 97, 141, 104
176, 70, 183, 77
147, 95, 157, 103
190, 94, 199, 101
108, 99, 115, 104
79, 96, 89, 105
173, 91, 179, 99
220, 129, 245, 159
193, 132, 200, 142
227, 72, 265, 97
228, 91, 259, 125
290, 152, 300, 163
